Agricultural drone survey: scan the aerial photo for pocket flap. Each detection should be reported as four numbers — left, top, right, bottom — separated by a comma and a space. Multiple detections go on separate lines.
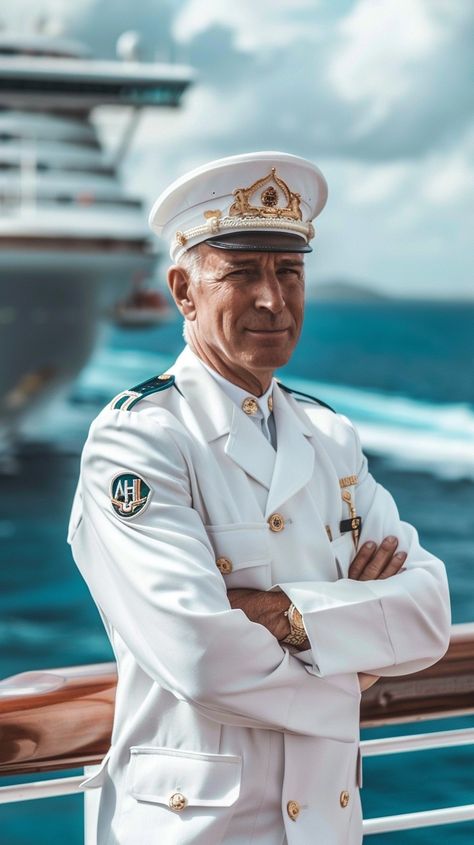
129, 747, 242, 808
206, 523, 270, 571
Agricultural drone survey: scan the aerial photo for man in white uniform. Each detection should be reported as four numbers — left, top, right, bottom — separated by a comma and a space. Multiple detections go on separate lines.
68, 152, 451, 845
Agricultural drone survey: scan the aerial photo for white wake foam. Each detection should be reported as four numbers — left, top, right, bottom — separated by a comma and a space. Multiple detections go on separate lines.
23, 347, 474, 480
286, 376, 474, 480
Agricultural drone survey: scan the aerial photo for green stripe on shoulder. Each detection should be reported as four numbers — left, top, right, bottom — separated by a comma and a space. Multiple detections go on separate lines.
279, 382, 336, 413
110, 374, 176, 411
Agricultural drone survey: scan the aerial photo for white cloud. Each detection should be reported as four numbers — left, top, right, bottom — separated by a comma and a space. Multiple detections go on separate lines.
345, 162, 411, 205
328, 0, 471, 138
173, 0, 320, 52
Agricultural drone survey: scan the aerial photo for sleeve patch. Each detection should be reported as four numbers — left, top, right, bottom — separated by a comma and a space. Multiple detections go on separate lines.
110, 473, 151, 519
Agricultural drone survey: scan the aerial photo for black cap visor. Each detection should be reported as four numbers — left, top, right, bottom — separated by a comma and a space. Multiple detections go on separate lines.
204, 230, 312, 253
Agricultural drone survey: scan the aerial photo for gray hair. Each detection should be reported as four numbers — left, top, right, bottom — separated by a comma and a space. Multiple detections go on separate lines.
177, 244, 203, 283
177, 245, 203, 342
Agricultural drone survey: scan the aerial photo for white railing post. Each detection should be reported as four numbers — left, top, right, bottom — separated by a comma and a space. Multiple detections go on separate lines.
83, 766, 101, 845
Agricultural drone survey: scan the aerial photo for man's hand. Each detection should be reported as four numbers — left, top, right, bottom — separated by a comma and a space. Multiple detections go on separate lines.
348, 536, 407, 581
227, 588, 292, 642
227, 536, 408, 668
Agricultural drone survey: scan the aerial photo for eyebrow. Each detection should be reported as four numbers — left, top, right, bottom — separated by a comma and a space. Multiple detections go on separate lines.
221, 258, 304, 270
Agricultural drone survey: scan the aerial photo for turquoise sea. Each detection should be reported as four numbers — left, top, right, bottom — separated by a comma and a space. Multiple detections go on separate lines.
1, 300, 473, 843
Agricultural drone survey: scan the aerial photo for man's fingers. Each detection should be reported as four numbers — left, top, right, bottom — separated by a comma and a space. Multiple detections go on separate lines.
357, 536, 399, 581
348, 541, 377, 579
349, 536, 399, 580
377, 552, 407, 579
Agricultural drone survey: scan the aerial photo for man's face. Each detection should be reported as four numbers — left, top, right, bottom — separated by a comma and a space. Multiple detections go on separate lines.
185, 244, 305, 377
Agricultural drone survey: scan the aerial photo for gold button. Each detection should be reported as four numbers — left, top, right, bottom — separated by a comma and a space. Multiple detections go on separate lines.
340, 790, 350, 808
287, 799, 301, 820
268, 513, 285, 532
267, 395, 273, 412
242, 397, 258, 415
216, 556, 233, 574
169, 792, 187, 811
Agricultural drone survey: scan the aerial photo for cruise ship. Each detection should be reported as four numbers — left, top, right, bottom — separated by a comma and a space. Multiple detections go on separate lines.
0, 32, 193, 456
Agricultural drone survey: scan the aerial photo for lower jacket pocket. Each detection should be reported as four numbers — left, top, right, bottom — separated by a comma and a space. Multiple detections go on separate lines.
119, 747, 243, 845
129, 746, 242, 808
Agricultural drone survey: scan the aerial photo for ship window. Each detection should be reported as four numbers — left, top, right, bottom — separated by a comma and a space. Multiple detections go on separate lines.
0, 77, 185, 106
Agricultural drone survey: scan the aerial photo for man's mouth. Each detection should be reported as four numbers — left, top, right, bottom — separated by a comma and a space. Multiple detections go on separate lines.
245, 327, 290, 333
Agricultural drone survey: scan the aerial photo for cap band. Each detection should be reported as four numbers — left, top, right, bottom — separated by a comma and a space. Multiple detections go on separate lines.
174, 215, 315, 254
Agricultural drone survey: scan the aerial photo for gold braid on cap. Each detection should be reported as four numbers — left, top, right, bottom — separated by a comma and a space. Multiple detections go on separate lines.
173, 168, 315, 251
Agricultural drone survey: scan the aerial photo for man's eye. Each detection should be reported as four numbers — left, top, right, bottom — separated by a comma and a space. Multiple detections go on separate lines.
278, 268, 301, 278
227, 268, 253, 279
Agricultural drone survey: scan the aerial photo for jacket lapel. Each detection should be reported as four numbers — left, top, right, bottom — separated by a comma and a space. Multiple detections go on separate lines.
171, 347, 275, 490
225, 405, 275, 489
265, 384, 315, 518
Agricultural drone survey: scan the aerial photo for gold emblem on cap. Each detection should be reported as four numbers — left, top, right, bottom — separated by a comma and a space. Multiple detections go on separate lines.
175, 231, 187, 246
242, 397, 258, 415
229, 168, 302, 222
203, 209, 222, 233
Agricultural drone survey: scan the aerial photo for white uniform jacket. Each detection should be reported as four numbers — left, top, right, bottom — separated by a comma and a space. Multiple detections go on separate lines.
68, 345, 451, 845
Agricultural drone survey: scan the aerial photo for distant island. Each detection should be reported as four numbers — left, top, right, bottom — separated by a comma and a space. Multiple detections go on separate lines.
309, 280, 388, 302
307, 279, 474, 303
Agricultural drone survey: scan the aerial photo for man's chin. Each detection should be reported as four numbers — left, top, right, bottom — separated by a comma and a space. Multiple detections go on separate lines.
240, 347, 293, 372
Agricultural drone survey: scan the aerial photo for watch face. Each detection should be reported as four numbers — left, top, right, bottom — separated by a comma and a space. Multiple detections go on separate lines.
291, 607, 304, 629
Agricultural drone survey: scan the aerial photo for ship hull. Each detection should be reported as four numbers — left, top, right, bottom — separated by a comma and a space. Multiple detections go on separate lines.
0, 246, 155, 452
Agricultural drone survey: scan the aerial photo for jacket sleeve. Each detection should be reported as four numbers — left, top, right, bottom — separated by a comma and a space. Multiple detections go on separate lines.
274, 420, 451, 678
69, 406, 360, 742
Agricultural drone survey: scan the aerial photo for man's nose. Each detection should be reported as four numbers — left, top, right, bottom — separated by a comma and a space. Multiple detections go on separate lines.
254, 271, 285, 313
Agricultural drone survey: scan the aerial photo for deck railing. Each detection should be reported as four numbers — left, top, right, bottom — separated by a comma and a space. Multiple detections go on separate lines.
1, 622, 473, 837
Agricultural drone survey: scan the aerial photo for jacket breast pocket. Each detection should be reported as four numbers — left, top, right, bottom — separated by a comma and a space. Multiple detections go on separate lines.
330, 533, 355, 580
123, 746, 242, 845
206, 522, 272, 589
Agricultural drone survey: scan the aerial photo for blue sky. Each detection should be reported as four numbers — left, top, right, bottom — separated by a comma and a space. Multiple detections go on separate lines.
3, 0, 473, 297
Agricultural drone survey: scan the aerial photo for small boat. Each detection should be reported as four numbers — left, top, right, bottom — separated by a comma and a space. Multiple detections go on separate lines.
111, 275, 172, 328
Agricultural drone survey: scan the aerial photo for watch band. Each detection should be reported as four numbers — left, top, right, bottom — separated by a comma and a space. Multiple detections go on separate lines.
282, 603, 307, 646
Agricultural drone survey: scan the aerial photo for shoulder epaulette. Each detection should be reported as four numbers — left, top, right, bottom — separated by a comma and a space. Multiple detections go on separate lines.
278, 382, 336, 414
110, 374, 176, 411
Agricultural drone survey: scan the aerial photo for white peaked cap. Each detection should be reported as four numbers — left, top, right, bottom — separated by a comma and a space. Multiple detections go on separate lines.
148, 151, 328, 262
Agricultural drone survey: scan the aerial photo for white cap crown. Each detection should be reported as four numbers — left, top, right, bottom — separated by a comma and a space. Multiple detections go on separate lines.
148, 151, 328, 261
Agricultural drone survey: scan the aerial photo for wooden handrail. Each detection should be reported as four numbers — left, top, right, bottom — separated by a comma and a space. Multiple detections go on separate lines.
0, 624, 473, 777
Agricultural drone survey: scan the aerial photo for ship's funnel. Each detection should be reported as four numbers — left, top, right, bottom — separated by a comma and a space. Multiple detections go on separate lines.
116, 31, 142, 62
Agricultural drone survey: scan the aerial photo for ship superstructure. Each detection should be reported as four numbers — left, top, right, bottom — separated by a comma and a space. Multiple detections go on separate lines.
0, 33, 192, 454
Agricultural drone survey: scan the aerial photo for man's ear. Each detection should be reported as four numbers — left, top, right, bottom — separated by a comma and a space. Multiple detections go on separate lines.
167, 265, 197, 320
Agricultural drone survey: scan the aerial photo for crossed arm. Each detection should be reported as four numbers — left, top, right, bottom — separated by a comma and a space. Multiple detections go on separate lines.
228, 535, 407, 692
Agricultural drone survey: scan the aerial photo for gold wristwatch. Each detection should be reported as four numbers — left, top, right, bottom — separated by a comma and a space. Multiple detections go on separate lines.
282, 603, 307, 647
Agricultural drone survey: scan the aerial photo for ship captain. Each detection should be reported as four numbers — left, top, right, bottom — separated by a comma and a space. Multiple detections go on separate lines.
68, 151, 451, 845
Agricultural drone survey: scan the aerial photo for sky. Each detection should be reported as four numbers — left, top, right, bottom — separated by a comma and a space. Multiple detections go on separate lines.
2, 0, 473, 297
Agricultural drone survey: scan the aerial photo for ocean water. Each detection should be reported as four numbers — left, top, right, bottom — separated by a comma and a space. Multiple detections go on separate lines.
1, 301, 473, 843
